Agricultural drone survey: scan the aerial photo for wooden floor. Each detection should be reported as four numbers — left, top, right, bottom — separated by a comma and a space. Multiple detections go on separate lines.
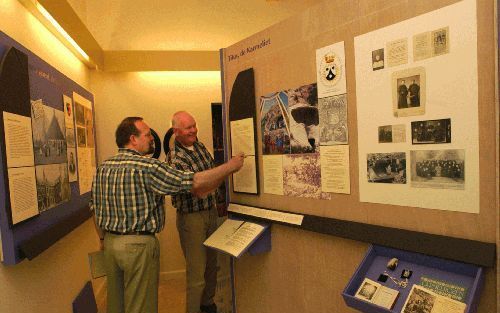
97, 277, 186, 313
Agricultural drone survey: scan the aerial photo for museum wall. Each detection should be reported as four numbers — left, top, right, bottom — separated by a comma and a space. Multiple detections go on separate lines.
89, 70, 222, 278
222, 0, 498, 312
0, 2, 97, 313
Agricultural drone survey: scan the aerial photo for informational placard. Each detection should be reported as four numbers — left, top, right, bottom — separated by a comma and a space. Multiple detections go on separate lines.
3, 111, 34, 168
262, 155, 284, 195
354, 0, 479, 213
230, 118, 255, 156
320, 145, 350, 194
7, 167, 39, 224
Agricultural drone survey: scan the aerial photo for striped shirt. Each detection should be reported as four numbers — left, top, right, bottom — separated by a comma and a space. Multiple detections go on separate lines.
90, 148, 194, 233
167, 141, 218, 213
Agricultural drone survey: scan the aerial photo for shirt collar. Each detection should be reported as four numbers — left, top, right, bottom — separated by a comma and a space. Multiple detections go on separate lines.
118, 148, 142, 156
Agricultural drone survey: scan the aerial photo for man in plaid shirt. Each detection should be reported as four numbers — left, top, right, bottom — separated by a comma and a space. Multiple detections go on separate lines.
91, 116, 244, 313
167, 111, 223, 313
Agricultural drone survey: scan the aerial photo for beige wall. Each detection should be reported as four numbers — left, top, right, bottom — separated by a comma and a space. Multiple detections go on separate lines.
89, 70, 222, 277
0, 1, 101, 313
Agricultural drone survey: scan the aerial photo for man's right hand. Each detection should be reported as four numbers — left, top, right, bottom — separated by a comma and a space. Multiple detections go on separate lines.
228, 153, 245, 172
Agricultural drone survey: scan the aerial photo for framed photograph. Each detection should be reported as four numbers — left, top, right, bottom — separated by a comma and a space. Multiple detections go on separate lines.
392, 67, 426, 117
411, 118, 451, 144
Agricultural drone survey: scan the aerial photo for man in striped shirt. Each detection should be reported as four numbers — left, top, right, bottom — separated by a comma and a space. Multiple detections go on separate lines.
167, 111, 222, 313
91, 116, 244, 313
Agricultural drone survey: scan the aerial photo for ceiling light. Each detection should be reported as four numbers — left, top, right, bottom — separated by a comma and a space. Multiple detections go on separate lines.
35, 2, 89, 61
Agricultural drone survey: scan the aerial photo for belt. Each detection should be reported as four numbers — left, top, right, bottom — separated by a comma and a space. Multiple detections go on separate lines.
107, 230, 155, 236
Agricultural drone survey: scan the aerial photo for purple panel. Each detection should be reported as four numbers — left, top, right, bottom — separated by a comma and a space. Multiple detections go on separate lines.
248, 225, 271, 256
0, 30, 96, 265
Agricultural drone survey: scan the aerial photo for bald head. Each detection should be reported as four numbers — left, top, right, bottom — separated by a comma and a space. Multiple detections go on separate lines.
172, 111, 198, 147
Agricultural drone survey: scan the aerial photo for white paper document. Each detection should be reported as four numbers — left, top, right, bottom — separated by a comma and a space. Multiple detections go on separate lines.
204, 219, 267, 258
262, 155, 284, 195
230, 118, 255, 156
320, 145, 350, 194
7, 167, 39, 224
3, 111, 34, 168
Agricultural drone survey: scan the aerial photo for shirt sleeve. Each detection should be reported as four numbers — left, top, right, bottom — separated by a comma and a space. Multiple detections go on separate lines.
148, 160, 194, 195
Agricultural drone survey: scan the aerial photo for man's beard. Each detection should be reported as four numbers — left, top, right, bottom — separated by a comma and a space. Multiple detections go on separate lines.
146, 143, 155, 155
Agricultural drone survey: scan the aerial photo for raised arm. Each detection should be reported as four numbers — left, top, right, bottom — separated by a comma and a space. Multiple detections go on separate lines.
191, 153, 244, 197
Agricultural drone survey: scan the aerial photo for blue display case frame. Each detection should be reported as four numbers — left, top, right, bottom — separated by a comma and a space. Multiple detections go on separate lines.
342, 245, 484, 313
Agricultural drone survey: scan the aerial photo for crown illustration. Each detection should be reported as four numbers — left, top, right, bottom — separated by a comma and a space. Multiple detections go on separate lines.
324, 53, 335, 63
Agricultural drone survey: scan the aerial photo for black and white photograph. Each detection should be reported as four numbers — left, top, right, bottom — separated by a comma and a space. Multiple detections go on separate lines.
372, 48, 384, 71
75, 101, 85, 126
77, 126, 87, 147
35, 163, 71, 212
432, 26, 449, 56
402, 286, 435, 313
283, 154, 325, 199
288, 83, 319, 153
31, 102, 68, 165
66, 127, 76, 148
411, 118, 451, 144
355, 280, 378, 301
410, 149, 465, 189
319, 94, 348, 145
260, 91, 290, 154
378, 124, 406, 143
85, 107, 95, 148
67, 148, 78, 182
392, 67, 426, 117
367, 152, 406, 184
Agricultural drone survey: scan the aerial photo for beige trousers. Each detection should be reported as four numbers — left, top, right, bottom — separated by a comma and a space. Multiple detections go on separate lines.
176, 208, 218, 313
104, 233, 160, 313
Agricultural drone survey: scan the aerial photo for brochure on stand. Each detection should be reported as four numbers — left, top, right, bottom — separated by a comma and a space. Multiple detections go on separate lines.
204, 219, 269, 258
354, 278, 399, 310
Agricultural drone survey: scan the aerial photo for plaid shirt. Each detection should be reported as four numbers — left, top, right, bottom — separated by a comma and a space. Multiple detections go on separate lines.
90, 148, 194, 233
167, 141, 218, 213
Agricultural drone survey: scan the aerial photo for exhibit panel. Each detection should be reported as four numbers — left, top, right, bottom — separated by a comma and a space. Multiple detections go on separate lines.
220, 0, 497, 312
0, 30, 96, 265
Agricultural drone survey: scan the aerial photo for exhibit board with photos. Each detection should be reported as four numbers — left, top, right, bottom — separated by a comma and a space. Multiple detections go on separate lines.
0, 30, 96, 265
221, 0, 495, 259
219, 0, 496, 312
355, 0, 479, 213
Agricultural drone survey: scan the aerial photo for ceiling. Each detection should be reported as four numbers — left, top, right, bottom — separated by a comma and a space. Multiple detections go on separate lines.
65, 0, 323, 51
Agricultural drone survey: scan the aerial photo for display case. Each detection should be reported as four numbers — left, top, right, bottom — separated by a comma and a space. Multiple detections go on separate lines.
342, 245, 484, 313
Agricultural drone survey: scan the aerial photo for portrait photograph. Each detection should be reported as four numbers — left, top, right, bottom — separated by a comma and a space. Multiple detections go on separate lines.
77, 126, 87, 147
391, 67, 426, 117
75, 101, 85, 126
287, 83, 319, 154
63, 95, 74, 129
379, 124, 406, 143
367, 152, 406, 184
432, 26, 450, 56
411, 118, 451, 144
66, 128, 76, 148
355, 280, 379, 301
31, 103, 68, 165
371, 48, 384, 71
410, 149, 465, 190
260, 91, 290, 155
